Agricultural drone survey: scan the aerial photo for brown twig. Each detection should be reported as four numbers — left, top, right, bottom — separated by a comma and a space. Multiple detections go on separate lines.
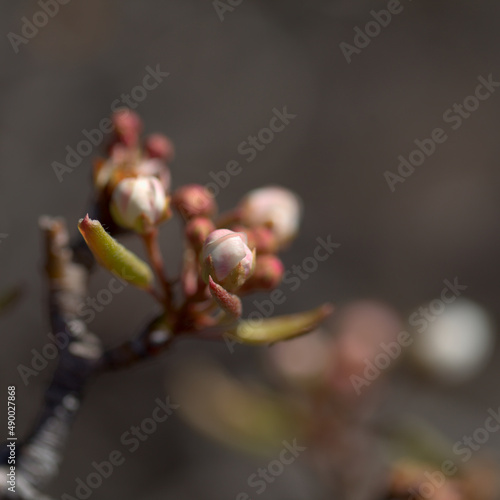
0, 218, 102, 500
142, 228, 173, 311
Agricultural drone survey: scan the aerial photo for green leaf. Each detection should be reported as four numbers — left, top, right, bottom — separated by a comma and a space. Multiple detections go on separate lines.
170, 358, 301, 456
78, 214, 153, 289
377, 417, 459, 468
229, 303, 333, 345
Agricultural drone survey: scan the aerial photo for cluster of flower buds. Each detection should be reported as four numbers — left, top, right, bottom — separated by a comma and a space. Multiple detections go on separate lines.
209, 186, 302, 294
78, 109, 331, 347
168, 184, 304, 324
92, 108, 173, 232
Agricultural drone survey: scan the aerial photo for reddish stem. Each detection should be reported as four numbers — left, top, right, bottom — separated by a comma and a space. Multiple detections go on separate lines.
143, 229, 173, 313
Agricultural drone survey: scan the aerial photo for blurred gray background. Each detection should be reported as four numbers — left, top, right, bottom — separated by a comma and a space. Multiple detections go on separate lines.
1, 0, 500, 498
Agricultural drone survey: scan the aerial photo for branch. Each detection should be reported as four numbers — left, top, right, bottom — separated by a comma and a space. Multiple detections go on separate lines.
0, 216, 175, 497
0, 217, 102, 499
99, 314, 173, 371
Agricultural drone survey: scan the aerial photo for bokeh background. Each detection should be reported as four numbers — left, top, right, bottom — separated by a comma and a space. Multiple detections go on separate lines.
1, 0, 499, 498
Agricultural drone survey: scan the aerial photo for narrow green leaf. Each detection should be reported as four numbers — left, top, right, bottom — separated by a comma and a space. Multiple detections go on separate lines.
230, 303, 333, 345
78, 214, 153, 288
171, 358, 301, 456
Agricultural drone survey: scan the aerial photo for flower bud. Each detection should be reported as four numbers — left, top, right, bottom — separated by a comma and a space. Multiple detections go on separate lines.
239, 186, 302, 248
93, 155, 171, 197
411, 299, 494, 384
145, 134, 175, 162
201, 229, 255, 291
134, 159, 171, 192
172, 184, 216, 221
228, 224, 278, 253
185, 217, 215, 252
111, 108, 142, 147
247, 226, 278, 254
240, 255, 284, 292
110, 176, 171, 233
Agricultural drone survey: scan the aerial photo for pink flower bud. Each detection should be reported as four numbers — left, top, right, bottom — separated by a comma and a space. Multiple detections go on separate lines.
240, 254, 284, 292
145, 134, 175, 162
185, 217, 215, 252
246, 226, 278, 254
111, 108, 143, 147
110, 176, 170, 233
227, 224, 278, 253
239, 186, 302, 248
172, 184, 216, 220
201, 229, 255, 291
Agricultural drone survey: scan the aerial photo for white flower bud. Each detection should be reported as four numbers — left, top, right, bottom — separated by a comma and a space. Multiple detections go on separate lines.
412, 299, 494, 383
110, 176, 170, 233
201, 229, 255, 291
134, 159, 171, 193
239, 186, 302, 248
